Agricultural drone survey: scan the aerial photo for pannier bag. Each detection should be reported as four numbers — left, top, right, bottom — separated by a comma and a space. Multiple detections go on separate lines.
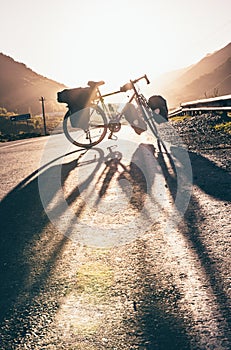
69, 108, 91, 129
123, 103, 147, 135
57, 87, 95, 113
148, 95, 168, 124
57, 86, 96, 129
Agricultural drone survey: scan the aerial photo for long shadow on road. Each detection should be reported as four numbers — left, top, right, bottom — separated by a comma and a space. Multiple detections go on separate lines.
0, 149, 90, 346
183, 151, 231, 333
162, 146, 231, 342
118, 144, 231, 349
1, 141, 230, 348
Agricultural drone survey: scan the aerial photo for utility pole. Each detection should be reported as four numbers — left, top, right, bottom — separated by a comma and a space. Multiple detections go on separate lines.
39, 96, 47, 135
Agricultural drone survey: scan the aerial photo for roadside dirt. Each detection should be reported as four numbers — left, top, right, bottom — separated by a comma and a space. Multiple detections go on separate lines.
0, 114, 230, 349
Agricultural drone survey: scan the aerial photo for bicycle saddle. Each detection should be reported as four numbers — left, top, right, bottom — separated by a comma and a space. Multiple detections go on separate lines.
87, 80, 105, 88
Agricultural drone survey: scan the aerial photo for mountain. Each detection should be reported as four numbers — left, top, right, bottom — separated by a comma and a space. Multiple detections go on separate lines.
0, 53, 66, 114
182, 57, 231, 100
155, 42, 231, 108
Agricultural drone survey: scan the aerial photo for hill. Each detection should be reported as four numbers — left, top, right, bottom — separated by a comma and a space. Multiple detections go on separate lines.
155, 42, 231, 108
0, 53, 66, 114
182, 57, 231, 101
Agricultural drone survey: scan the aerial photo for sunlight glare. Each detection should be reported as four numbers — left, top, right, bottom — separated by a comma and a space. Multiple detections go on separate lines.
55, 0, 175, 90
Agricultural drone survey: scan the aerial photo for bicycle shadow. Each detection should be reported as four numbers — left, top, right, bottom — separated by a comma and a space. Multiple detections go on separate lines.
90, 142, 186, 227
93, 146, 154, 211
0, 148, 99, 344
117, 143, 158, 211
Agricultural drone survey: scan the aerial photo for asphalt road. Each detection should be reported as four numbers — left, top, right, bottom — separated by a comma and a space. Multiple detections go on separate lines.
0, 125, 230, 349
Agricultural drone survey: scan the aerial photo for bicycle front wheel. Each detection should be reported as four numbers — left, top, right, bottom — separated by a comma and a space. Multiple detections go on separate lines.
139, 98, 158, 137
63, 105, 107, 148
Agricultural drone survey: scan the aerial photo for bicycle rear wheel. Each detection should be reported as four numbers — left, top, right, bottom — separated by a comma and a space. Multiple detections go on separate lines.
63, 105, 107, 148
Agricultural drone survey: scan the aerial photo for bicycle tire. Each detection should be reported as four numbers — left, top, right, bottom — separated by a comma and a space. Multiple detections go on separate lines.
63, 104, 107, 148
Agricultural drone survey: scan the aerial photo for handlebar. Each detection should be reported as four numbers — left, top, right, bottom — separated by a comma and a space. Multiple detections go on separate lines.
120, 74, 150, 92
132, 74, 150, 85
98, 74, 151, 99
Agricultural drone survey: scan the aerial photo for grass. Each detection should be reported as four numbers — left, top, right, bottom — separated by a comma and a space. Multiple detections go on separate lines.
213, 121, 231, 134
170, 115, 192, 122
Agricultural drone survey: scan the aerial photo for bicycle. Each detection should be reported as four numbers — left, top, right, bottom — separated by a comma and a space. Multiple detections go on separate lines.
61, 75, 162, 148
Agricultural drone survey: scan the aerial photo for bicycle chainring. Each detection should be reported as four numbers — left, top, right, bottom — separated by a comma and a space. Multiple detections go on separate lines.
108, 122, 121, 133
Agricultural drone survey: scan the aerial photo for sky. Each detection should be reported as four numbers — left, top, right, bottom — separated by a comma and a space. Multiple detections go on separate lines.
0, 0, 230, 93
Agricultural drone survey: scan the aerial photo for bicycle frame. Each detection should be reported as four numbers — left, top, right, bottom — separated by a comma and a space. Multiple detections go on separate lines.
93, 87, 124, 139
94, 74, 159, 139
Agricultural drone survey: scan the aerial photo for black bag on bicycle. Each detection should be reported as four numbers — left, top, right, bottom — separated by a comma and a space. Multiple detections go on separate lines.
123, 103, 147, 135
57, 87, 95, 111
148, 95, 168, 123
57, 87, 96, 128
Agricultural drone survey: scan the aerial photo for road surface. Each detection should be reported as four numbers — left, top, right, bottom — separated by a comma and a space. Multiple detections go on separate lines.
0, 124, 230, 349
